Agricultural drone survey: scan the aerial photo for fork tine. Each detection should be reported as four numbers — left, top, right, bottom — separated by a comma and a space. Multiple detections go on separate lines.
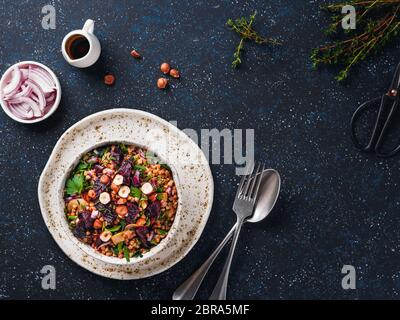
235, 161, 254, 198
250, 163, 265, 202
246, 162, 262, 197
240, 162, 256, 198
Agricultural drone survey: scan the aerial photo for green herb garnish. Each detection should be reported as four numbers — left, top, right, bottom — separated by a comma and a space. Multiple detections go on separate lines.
98, 147, 109, 157
133, 250, 143, 258
106, 225, 121, 233
67, 215, 77, 220
130, 186, 142, 198
227, 11, 280, 68
120, 219, 126, 230
156, 228, 167, 235
311, 1, 400, 81
112, 246, 119, 255
74, 161, 91, 174
134, 165, 147, 171
156, 193, 164, 201
119, 143, 128, 153
117, 241, 123, 253
66, 174, 85, 195
123, 245, 130, 262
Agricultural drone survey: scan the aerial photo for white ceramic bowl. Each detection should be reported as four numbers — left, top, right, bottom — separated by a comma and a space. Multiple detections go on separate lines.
0, 61, 61, 124
38, 109, 214, 279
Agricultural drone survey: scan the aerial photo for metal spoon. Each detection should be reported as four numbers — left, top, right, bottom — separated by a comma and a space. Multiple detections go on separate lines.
172, 169, 281, 300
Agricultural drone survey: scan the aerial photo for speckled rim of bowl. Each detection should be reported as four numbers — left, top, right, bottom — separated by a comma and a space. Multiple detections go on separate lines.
0, 61, 62, 124
38, 108, 214, 279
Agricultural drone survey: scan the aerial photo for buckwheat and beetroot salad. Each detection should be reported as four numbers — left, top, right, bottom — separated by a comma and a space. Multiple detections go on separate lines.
64, 143, 178, 261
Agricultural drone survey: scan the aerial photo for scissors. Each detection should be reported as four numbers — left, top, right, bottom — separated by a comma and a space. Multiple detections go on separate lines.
350, 62, 400, 158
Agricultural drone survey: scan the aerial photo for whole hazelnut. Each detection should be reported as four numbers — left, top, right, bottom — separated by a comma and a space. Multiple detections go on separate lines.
160, 62, 171, 74
104, 74, 115, 86
169, 68, 180, 78
130, 49, 141, 59
157, 78, 168, 89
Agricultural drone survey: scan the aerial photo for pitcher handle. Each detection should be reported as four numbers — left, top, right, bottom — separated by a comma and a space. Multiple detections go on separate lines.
82, 19, 95, 34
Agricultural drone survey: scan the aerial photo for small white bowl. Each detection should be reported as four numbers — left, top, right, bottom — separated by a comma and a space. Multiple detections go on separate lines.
0, 61, 61, 124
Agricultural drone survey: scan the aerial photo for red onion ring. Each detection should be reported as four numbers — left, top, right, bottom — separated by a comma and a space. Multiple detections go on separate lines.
1, 64, 58, 120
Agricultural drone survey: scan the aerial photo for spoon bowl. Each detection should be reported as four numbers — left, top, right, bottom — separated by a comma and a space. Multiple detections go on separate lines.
247, 169, 281, 223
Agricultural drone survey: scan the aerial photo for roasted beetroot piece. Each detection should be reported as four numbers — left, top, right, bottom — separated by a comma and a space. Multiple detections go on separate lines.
125, 202, 139, 223
79, 210, 94, 229
135, 226, 150, 247
147, 200, 161, 221
132, 170, 141, 187
94, 236, 103, 248
118, 160, 132, 186
93, 164, 104, 174
73, 220, 86, 239
110, 146, 123, 164
146, 230, 155, 242
93, 179, 107, 196
95, 203, 115, 224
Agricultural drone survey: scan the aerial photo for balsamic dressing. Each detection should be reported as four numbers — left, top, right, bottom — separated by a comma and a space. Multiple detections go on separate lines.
66, 35, 90, 60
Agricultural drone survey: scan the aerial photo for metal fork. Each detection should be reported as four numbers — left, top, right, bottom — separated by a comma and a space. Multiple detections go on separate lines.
209, 162, 265, 300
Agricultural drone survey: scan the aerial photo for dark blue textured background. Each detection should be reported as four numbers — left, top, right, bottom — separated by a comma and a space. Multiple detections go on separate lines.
1, 0, 400, 299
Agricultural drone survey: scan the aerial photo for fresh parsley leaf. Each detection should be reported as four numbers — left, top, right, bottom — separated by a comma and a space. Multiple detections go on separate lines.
119, 144, 128, 154
66, 174, 84, 195
130, 186, 142, 198
112, 246, 119, 255
133, 165, 147, 171
77, 161, 90, 172
156, 228, 167, 235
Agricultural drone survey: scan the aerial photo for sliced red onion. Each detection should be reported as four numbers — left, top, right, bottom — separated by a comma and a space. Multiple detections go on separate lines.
20, 68, 29, 80
3, 66, 22, 97
8, 96, 42, 117
1, 63, 58, 120
27, 67, 55, 94
8, 103, 34, 119
46, 92, 56, 103
96, 241, 111, 249
3, 84, 32, 101
25, 79, 46, 112
31, 65, 56, 88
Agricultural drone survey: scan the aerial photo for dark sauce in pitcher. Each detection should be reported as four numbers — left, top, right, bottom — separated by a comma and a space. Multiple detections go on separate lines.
66, 35, 90, 60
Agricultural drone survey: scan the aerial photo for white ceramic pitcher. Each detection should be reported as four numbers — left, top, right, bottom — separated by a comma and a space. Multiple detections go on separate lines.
61, 19, 101, 68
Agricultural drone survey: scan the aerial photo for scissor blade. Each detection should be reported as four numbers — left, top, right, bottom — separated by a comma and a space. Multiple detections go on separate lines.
389, 62, 400, 93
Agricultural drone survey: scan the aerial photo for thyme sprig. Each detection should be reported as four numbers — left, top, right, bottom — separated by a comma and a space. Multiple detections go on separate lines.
227, 11, 280, 68
311, 0, 400, 81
